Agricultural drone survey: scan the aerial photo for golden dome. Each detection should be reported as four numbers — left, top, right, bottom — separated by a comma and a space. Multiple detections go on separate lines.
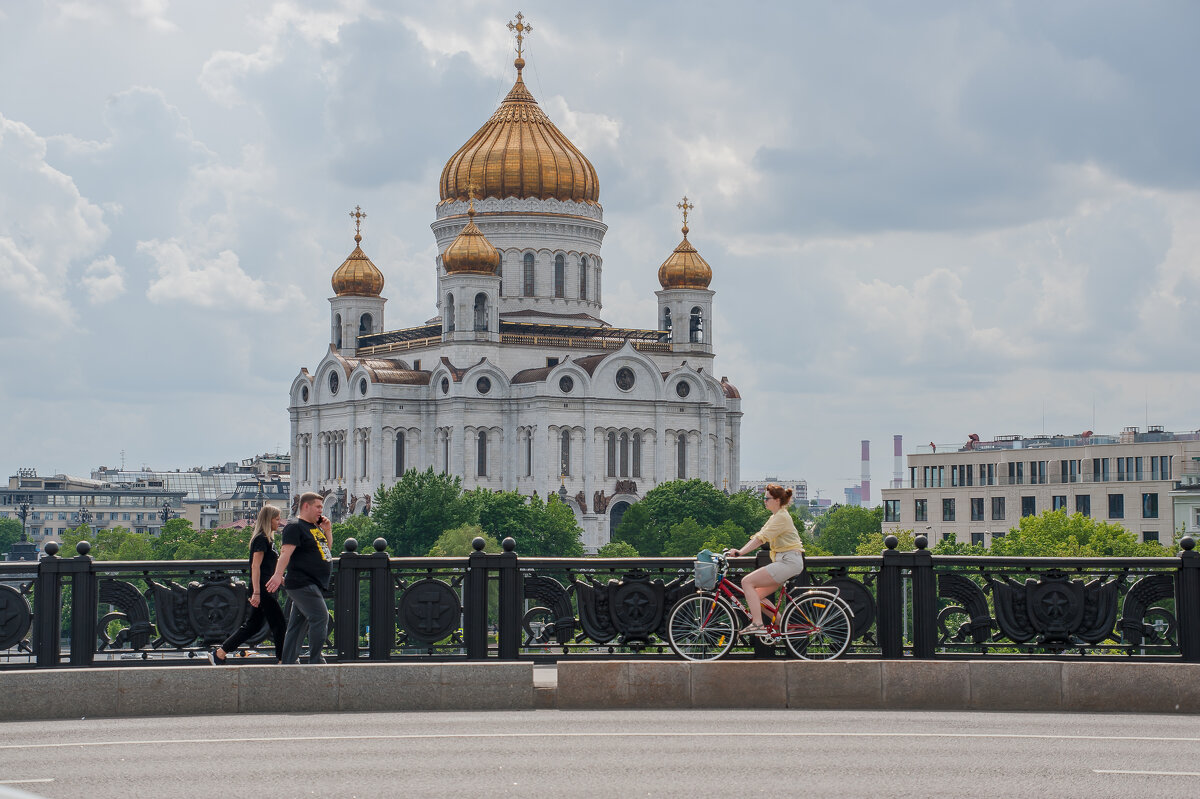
442, 201, 500, 275
439, 58, 600, 206
658, 198, 712, 290
332, 206, 384, 297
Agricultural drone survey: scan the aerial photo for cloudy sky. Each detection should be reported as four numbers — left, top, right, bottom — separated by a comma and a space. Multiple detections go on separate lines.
2, 1, 1198, 503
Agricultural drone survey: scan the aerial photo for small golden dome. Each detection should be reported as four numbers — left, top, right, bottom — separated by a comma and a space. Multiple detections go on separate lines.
332, 206, 384, 297
442, 201, 500, 275
658, 198, 712, 290
439, 57, 599, 206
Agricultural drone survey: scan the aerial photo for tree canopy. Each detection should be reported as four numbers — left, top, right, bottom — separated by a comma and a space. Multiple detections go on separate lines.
811, 505, 883, 555
991, 510, 1167, 557
0, 518, 22, 556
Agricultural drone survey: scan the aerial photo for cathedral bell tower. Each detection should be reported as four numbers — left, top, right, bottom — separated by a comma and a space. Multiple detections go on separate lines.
656, 197, 714, 356
439, 191, 501, 343
329, 206, 386, 356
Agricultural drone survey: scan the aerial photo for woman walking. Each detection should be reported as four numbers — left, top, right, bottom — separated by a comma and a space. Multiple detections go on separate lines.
208, 504, 287, 664
725, 483, 805, 636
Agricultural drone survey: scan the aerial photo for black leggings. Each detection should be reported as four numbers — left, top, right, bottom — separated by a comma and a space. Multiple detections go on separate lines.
220, 593, 287, 661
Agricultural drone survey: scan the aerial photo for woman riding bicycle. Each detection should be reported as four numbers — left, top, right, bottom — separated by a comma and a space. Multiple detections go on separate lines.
725, 483, 804, 636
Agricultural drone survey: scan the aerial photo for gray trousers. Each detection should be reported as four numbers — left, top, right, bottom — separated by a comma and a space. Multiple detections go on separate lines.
281, 583, 329, 664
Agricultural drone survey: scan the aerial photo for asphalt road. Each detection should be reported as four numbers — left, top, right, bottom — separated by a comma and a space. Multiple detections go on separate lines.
2, 709, 1198, 798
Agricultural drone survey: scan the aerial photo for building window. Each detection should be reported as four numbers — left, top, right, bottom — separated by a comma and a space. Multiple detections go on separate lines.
579, 256, 588, 300
632, 433, 642, 479
1143, 531, 1159, 544
1108, 494, 1124, 519
689, 306, 703, 344
523, 253, 535, 296
560, 430, 571, 477
970, 498, 984, 521
359, 313, 372, 336
661, 307, 672, 342
1021, 496, 1036, 517
677, 433, 688, 480
884, 500, 900, 523
477, 431, 487, 477
914, 499, 928, 522
607, 433, 617, 478
1052, 495, 1067, 511
1075, 494, 1090, 517
554, 254, 565, 298
395, 432, 405, 477
525, 433, 532, 478
474, 293, 488, 331
1142, 493, 1159, 519
971, 532, 985, 547
496, 253, 503, 296
619, 433, 629, 477
442, 433, 449, 475
942, 498, 955, 522
445, 293, 455, 331
991, 496, 1005, 521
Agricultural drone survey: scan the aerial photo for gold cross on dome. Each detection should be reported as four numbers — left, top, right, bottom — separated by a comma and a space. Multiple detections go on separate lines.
349, 205, 367, 235
507, 12, 532, 58
677, 196, 694, 227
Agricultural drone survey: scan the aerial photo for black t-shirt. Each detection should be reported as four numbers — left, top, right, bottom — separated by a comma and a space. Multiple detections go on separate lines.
281, 519, 332, 590
249, 534, 279, 594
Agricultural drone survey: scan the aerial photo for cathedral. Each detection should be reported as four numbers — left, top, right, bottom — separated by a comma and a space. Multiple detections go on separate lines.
288, 15, 742, 550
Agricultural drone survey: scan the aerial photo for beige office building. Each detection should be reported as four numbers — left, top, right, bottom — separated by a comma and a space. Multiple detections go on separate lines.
880, 427, 1200, 547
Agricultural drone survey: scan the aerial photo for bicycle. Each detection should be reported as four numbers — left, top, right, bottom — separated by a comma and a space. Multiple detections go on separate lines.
665, 552, 854, 662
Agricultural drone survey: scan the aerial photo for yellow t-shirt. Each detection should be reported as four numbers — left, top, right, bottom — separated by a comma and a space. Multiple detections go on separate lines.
753, 508, 804, 560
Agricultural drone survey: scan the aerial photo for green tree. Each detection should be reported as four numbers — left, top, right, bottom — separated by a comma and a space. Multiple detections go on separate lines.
0, 518, 23, 555
726, 490, 771, 536
931, 531, 988, 556
661, 518, 744, 557
330, 513, 381, 555
612, 479, 730, 556
152, 518, 204, 560
854, 529, 917, 557
992, 510, 1166, 557
813, 505, 883, 555
427, 523, 500, 556
372, 468, 478, 555
62, 525, 152, 561
473, 490, 584, 556
595, 540, 639, 557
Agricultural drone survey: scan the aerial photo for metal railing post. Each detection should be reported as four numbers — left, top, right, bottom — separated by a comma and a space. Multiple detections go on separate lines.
33, 543, 63, 667
65, 542, 97, 667
497, 538, 520, 660
877, 536, 904, 658
367, 538, 393, 661
335, 540, 362, 661
910, 536, 937, 659
1176, 537, 1200, 662
464, 538, 489, 659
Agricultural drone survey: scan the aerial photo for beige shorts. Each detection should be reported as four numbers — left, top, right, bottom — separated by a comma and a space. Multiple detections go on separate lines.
764, 549, 805, 583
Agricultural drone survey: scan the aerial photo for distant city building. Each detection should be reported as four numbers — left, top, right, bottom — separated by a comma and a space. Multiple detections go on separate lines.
880, 427, 1200, 548
843, 485, 863, 508
216, 478, 291, 527
1, 469, 185, 546
740, 478, 808, 504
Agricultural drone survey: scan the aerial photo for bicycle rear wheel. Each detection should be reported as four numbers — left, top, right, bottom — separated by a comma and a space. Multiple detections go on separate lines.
780, 593, 852, 660
666, 594, 737, 662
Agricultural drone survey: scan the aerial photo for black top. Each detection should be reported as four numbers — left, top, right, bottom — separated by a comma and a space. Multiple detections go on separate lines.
248, 534, 279, 594
281, 519, 332, 590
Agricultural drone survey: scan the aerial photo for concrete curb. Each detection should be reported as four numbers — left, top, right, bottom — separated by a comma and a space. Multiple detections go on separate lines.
556, 660, 1200, 714
0, 662, 534, 721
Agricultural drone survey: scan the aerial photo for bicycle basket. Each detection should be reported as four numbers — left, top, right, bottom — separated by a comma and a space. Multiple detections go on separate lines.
693, 560, 718, 591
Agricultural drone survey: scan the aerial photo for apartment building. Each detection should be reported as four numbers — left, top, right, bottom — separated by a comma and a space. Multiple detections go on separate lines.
880, 427, 1200, 547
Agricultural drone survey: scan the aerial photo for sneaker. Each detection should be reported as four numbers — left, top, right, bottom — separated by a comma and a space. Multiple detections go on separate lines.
206, 648, 226, 666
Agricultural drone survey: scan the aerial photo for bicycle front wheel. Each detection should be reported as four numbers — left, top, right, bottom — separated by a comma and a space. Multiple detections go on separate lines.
666, 594, 737, 662
780, 594, 852, 660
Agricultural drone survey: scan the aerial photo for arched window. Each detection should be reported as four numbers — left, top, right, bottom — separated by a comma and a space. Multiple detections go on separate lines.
661, 307, 672, 342
474, 292, 488, 331
554, 254, 565, 298
560, 429, 571, 477
523, 253, 535, 297
525, 432, 533, 477
677, 433, 687, 480
359, 313, 372, 337
496, 253, 503, 297
445, 294, 455, 332
619, 433, 629, 477
607, 432, 617, 478
442, 431, 449, 475
579, 256, 588, 300
334, 314, 342, 349
477, 431, 488, 477
361, 431, 368, 476
395, 431, 405, 477
596, 268, 601, 304
632, 433, 642, 478
690, 307, 703, 343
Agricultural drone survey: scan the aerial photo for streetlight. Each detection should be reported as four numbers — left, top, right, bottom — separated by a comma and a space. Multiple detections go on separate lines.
77, 500, 92, 529
160, 500, 174, 530
15, 496, 32, 543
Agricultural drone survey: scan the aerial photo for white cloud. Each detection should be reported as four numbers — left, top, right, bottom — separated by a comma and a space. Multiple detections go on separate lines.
141, 238, 303, 311
544, 97, 620, 155
81, 256, 127, 304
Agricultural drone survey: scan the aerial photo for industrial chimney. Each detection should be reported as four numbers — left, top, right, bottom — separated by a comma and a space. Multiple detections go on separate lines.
860, 440, 871, 506
893, 435, 903, 488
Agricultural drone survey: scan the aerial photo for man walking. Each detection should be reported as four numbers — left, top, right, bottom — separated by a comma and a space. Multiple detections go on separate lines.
266, 491, 333, 664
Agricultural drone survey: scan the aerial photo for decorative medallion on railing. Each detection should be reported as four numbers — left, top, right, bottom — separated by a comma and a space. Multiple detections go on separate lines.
572, 570, 692, 648
988, 569, 1120, 647
1118, 573, 1177, 648
97, 579, 152, 651
0, 584, 32, 651
937, 573, 992, 645
397, 578, 461, 644
146, 573, 249, 648
522, 575, 574, 645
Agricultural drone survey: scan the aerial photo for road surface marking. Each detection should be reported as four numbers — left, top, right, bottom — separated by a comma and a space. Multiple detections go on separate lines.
0, 779, 55, 785
1093, 770, 1200, 777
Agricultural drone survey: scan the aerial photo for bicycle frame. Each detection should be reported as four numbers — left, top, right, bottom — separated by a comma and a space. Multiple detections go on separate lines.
702, 562, 853, 640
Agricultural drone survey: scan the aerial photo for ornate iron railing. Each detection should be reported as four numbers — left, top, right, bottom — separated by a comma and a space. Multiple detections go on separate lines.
1, 535, 1197, 668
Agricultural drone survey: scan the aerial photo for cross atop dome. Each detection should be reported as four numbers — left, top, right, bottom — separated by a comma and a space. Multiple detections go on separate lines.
507, 12, 532, 72
677, 196, 694, 236
350, 205, 367, 243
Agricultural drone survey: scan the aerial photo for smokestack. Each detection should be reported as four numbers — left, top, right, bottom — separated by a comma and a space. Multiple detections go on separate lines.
893, 435, 903, 488
860, 439, 870, 506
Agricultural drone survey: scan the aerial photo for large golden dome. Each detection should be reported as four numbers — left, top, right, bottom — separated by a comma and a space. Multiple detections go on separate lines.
442, 201, 500, 275
332, 220, 385, 297
439, 58, 600, 206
